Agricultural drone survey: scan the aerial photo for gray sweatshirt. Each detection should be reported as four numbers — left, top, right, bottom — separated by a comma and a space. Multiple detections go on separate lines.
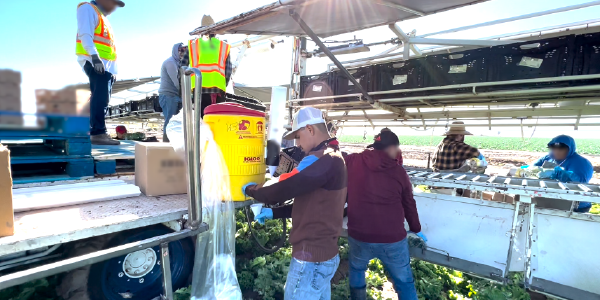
158, 43, 182, 97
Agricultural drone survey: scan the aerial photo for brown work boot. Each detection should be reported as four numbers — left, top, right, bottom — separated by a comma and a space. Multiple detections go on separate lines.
90, 133, 121, 145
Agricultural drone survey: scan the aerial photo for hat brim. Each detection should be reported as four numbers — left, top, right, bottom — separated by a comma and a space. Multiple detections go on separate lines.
443, 130, 472, 136
282, 129, 299, 140
115, 0, 125, 7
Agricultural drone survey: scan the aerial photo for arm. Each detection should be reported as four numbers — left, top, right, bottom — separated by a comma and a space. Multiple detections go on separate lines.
272, 204, 293, 219
165, 60, 180, 91
246, 156, 331, 204
77, 4, 99, 56
532, 156, 548, 167
456, 142, 480, 161
398, 168, 421, 233
225, 54, 232, 86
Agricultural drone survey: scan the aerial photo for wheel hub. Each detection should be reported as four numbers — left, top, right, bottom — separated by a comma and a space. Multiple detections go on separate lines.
122, 248, 156, 278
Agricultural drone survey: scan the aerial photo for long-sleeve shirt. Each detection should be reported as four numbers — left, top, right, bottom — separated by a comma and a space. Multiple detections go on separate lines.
159, 44, 182, 97
432, 137, 479, 171
76, 3, 118, 75
344, 149, 421, 243
246, 142, 347, 263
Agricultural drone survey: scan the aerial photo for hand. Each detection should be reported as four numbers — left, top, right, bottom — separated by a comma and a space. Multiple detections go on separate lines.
242, 182, 258, 197
91, 54, 105, 74
409, 231, 428, 242
537, 169, 554, 179
255, 208, 273, 225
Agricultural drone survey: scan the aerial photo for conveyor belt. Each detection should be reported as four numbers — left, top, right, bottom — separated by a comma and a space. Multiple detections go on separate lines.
406, 168, 600, 203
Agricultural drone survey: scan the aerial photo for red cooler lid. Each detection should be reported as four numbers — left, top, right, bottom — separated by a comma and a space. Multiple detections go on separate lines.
204, 103, 266, 117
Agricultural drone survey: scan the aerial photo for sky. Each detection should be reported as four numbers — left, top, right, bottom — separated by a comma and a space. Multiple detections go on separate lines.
1, 0, 600, 138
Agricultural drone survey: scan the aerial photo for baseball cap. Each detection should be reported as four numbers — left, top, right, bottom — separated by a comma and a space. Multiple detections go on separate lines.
115, 125, 127, 134
283, 107, 326, 140
548, 142, 568, 149
367, 129, 400, 150
115, 0, 125, 7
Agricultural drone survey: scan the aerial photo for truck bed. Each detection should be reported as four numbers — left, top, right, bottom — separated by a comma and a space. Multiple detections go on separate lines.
0, 194, 189, 257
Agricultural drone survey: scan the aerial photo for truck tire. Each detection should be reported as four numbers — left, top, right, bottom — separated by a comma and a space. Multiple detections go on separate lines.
57, 225, 194, 300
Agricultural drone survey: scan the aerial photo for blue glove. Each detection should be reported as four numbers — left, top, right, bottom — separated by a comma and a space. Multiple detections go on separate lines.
409, 231, 428, 242
478, 153, 486, 162
242, 182, 258, 197
537, 169, 554, 179
553, 166, 574, 182
255, 208, 273, 225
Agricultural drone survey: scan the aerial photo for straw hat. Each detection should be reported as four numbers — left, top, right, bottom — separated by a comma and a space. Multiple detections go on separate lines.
201, 15, 215, 27
443, 121, 473, 136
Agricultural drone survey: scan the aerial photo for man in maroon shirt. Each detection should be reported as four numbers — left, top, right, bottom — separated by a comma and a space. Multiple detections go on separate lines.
344, 129, 425, 300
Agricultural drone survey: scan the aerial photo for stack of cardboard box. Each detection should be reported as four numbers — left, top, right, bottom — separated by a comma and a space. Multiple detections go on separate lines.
0, 144, 14, 237
0, 69, 23, 126
35, 88, 91, 116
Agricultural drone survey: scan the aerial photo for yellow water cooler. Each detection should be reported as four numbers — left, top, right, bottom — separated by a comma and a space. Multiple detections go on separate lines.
203, 103, 266, 201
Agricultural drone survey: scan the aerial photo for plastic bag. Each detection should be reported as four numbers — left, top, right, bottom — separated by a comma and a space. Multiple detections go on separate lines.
167, 111, 242, 300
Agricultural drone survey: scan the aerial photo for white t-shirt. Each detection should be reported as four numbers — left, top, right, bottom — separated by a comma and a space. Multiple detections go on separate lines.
76, 3, 118, 75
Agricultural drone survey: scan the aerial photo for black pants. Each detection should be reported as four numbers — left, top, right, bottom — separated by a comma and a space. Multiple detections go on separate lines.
84, 62, 114, 136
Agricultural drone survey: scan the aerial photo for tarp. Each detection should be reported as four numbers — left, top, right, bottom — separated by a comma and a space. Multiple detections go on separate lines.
190, 0, 488, 38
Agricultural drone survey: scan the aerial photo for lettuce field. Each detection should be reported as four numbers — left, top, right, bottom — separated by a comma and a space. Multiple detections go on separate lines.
339, 135, 600, 155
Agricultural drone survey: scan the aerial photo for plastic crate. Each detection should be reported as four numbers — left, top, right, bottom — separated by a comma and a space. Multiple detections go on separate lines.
423, 48, 490, 87
376, 59, 425, 92
574, 32, 600, 75
488, 36, 575, 82
331, 66, 375, 96
299, 73, 335, 100
224, 93, 266, 112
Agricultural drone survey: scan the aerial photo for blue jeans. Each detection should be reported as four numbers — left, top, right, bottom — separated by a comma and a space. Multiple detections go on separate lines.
158, 94, 181, 136
348, 237, 418, 300
84, 62, 114, 136
284, 254, 340, 300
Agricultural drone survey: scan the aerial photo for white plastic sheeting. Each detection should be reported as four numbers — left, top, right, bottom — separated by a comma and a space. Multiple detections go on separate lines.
166, 111, 242, 300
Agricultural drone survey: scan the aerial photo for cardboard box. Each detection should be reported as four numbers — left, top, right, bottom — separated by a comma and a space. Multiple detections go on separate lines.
135, 142, 188, 196
0, 96, 21, 112
35, 88, 90, 115
0, 69, 21, 85
0, 145, 14, 237
0, 115, 23, 126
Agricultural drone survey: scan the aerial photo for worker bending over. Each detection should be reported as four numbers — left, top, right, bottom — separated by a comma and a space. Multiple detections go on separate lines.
532, 135, 594, 212
344, 129, 424, 300
159, 43, 187, 142
243, 107, 347, 300
189, 15, 232, 118
432, 121, 481, 171
76, 0, 124, 145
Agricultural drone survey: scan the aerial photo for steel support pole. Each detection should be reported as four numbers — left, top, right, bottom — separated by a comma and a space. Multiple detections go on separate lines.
289, 10, 373, 103
160, 242, 174, 300
0, 226, 207, 290
180, 67, 203, 228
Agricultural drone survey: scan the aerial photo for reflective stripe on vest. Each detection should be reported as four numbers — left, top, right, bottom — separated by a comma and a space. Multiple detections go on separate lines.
75, 2, 117, 61
189, 37, 230, 92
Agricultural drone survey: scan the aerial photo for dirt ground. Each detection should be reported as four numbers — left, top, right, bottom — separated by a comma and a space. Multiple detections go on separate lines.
340, 143, 600, 184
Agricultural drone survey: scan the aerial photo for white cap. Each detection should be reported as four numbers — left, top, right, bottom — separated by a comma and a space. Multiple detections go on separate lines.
283, 107, 325, 140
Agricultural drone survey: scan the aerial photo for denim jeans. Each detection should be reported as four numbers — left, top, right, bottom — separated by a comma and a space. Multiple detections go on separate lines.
158, 94, 181, 136
284, 254, 340, 300
83, 62, 114, 136
348, 236, 418, 300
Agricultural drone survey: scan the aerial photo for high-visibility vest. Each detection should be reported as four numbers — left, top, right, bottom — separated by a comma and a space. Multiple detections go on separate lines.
189, 37, 230, 92
75, 2, 117, 61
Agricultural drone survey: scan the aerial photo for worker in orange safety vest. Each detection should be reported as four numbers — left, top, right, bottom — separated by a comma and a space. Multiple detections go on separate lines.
188, 15, 232, 118
76, 0, 124, 145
